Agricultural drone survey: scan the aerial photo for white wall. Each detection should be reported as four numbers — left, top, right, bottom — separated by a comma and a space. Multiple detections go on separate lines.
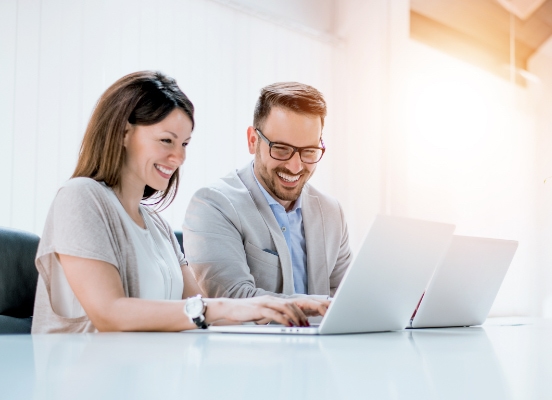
222, 0, 336, 34
332, 0, 545, 317
0, 0, 402, 250
405, 41, 539, 316
529, 36, 552, 317
332, 0, 410, 248
0, 0, 336, 236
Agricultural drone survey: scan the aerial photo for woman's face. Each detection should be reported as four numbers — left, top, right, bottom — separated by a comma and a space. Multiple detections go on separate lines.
122, 108, 193, 191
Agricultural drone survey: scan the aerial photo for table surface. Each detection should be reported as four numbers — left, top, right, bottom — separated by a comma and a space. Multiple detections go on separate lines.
1, 317, 550, 400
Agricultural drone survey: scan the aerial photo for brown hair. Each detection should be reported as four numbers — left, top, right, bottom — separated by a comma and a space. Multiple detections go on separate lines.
72, 70, 194, 210
253, 82, 326, 130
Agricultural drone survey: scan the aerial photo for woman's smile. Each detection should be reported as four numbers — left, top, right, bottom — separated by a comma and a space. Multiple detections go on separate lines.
154, 163, 175, 179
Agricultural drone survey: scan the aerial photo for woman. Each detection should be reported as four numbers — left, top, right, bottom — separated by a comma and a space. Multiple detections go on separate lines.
32, 71, 328, 333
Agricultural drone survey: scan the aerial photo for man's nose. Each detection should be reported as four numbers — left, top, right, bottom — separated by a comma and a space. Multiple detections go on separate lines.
285, 151, 303, 174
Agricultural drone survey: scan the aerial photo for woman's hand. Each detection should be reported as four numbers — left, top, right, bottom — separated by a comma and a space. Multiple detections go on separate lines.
204, 296, 330, 327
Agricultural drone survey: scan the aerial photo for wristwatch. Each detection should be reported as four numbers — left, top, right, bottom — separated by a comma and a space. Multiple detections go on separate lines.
184, 295, 208, 329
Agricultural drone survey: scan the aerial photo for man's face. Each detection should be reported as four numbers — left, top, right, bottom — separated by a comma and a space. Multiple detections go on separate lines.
247, 107, 322, 210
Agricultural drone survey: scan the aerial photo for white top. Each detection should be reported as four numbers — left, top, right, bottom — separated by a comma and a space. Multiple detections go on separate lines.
50, 184, 183, 318
104, 187, 183, 301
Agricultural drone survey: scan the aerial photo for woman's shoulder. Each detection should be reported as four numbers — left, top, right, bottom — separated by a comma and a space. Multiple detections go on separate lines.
61, 177, 105, 190
53, 178, 115, 216
58, 178, 110, 198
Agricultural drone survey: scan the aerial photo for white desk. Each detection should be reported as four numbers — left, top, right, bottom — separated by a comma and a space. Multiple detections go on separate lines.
1, 318, 550, 400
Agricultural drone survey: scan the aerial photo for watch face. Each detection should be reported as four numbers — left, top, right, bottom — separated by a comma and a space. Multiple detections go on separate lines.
185, 298, 204, 317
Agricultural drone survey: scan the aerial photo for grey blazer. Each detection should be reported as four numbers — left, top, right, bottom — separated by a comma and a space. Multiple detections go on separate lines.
182, 164, 352, 298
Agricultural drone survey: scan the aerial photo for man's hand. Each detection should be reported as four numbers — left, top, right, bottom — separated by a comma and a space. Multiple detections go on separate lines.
292, 297, 331, 317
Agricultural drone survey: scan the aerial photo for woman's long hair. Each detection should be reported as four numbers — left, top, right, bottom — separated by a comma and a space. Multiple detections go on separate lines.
72, 71, 194, 210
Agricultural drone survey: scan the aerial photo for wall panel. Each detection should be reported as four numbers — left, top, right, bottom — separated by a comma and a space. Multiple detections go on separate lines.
169, 0, 209, 227
35, 0, 63, 234
118, 0, 141, 79
138, 0, 159, 70
529, 37, 552, 317
81, 0, 107, 139
57, 0, 83, 186
0, 0, 17, 227
11, 0, 40, 232
231, 11, 254, 172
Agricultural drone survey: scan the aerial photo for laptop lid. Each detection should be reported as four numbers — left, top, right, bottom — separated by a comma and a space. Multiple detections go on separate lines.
410, 235, 518, 328
208, 214, 455, 335
318, 214, 455, 334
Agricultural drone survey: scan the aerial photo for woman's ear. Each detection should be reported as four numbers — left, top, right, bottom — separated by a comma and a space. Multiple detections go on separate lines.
123, 122, 134, 148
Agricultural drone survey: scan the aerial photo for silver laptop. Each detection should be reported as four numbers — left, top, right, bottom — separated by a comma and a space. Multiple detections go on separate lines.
409, 235, 518, 328
208, 214, 455, 335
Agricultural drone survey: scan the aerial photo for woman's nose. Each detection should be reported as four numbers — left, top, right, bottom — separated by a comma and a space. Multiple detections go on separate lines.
174, 146, 186, 165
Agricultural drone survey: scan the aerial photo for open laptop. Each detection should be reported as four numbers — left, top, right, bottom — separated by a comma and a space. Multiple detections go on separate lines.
208, 214, 455, 335
409, 235, 518, 328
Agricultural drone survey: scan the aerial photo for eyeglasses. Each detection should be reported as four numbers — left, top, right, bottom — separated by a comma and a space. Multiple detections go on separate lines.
255, 129, 325, 164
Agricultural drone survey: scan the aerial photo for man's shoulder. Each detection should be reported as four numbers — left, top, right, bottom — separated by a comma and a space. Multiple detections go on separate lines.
191, 167, 251, 205
185, 166, 260, 228
303, 183, 342, 210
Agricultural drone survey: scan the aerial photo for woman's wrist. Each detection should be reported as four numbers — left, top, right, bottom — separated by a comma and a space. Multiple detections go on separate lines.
203, 298, 228, 324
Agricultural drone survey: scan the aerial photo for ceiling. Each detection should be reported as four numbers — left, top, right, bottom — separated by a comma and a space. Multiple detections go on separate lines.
410, 0, 552, 82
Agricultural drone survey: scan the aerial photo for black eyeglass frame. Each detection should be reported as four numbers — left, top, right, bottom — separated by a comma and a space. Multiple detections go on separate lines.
255, 128, 326, 164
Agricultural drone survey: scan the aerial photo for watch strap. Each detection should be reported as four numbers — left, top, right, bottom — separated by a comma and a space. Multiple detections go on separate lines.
193, 315, 208, 330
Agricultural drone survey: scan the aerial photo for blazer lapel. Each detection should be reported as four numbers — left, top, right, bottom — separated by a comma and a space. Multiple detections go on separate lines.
236, 164, 295, 295
302, 188, 329, 295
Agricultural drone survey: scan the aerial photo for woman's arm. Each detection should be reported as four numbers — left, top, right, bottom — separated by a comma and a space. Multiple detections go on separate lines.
58, 254, 329, 332
59, 254, 194, 331
181, 262, 204, 298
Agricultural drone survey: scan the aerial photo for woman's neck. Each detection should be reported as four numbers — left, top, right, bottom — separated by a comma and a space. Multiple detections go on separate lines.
114, 178, 146, 229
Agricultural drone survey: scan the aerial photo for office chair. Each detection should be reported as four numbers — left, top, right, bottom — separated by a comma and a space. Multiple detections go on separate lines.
0, 227, 40, 334
173, 230, 185, 254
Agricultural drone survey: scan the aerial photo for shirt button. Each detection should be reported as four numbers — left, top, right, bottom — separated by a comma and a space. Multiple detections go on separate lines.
281, 226, 286, 232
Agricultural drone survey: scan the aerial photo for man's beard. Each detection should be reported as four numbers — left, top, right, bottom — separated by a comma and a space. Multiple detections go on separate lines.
256, 153, 312, 202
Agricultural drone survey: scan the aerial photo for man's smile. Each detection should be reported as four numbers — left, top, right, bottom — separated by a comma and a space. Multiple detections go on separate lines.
277, 171, 301, 183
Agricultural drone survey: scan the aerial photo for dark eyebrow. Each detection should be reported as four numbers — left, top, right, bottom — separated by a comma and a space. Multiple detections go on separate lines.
164, 131, 191, 142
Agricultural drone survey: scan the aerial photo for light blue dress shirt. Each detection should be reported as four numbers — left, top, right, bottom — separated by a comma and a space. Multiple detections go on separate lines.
251, 163, 308, 294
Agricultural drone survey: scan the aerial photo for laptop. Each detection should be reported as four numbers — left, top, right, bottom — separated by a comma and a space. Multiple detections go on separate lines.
409, 235, 518, 328
208, 214, 455, 335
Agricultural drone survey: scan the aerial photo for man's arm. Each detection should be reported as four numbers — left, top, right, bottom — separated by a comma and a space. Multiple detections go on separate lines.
329, 203, 353, 296
183, 187, 291, 298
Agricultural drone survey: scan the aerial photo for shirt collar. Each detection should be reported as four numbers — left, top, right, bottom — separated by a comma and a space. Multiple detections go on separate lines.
251, 161, 302, 212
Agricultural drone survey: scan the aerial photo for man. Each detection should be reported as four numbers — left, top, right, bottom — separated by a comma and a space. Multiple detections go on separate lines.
182, 82, 352, 298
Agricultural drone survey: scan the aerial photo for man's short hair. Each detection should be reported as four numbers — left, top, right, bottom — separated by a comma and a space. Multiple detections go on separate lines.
253, 82, 327, 130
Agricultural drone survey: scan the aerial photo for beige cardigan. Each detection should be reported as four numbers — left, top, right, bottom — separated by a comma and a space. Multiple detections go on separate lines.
32, 178, 185, 333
